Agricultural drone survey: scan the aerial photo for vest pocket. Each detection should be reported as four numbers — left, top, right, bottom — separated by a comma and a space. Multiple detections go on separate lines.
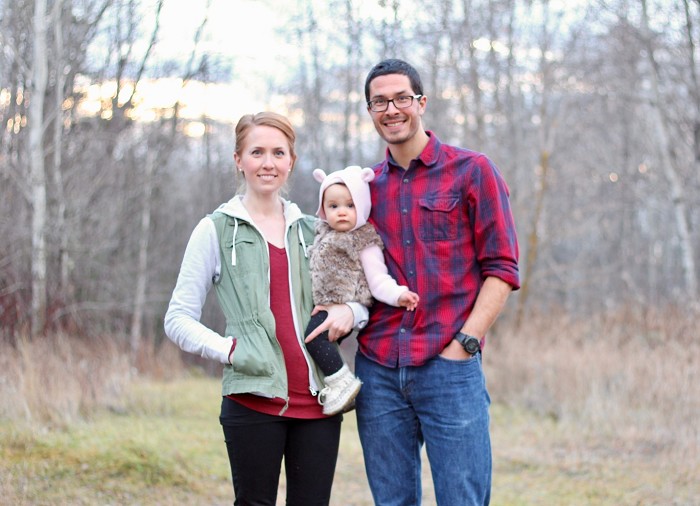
227, 320, 275, 378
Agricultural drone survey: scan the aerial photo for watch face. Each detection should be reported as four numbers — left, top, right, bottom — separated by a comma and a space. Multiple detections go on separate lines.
457, 333, 481, 354
465, 337, 480, 354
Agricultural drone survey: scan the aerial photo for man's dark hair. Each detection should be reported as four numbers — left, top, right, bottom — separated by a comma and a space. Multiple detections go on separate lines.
364, 58, 424, 102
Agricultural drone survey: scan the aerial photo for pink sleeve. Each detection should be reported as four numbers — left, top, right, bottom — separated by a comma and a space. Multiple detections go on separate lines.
359, 244, 408, 306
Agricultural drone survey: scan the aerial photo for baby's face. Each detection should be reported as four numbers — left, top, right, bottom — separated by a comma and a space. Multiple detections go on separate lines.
322, 183, 357, 232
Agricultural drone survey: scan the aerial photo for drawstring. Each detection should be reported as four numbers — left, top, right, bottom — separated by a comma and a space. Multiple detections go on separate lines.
298, 224, 308, 258
231, 217, 239, 266
232, 215, 305, 265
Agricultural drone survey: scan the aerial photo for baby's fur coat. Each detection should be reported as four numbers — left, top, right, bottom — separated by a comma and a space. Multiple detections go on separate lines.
309, 221, 384, 307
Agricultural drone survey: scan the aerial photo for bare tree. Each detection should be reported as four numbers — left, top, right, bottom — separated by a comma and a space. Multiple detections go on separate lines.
6, 0, 700, 344
640, 0, 697, 300
684, 0, 700, 164
28, 0, 49, 336
515, 0, 563, 327
339, 0, 363, 167
130, 148, 155, 354
51, 0, 70, 300
128, 0, 164, 355
130, 0, 209, 357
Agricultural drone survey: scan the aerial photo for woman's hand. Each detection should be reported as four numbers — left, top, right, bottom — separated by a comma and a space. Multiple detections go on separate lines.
305, 304, 354, 343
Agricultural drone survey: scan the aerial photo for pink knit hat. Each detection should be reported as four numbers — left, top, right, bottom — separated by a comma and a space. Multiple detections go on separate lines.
313, 165, 375, 231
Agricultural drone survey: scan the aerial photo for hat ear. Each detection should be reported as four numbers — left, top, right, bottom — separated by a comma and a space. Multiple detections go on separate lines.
360, 167, 375, 183
313, 168, 327, 183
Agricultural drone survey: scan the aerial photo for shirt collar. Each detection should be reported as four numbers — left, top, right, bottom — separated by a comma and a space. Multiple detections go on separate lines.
384, 131, 441, 172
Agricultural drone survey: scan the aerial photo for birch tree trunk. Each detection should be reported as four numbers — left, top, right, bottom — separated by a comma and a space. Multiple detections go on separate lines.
51, 0, 71, 302
504, 0, 522, 187
130, 151, 154, 356
128, 0, 167, 354
341, 0, 361, 167
682, 0, 700, 163
29, 0, 49, 336
462, 0, 486, 148
640, 0, 698, 300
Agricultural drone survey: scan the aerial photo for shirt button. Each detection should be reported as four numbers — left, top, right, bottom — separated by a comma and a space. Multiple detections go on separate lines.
405, 239, 411, 245
400, 328, 406, 334
402, 208, 408, 214
403, 178, 409, 183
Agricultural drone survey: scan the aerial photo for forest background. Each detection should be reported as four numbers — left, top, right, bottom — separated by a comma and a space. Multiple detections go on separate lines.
0, 0, 698, 504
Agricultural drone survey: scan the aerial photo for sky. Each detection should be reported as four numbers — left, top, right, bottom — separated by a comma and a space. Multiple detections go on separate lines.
156, 0, 288, 67
100, 0, 619, 128
143, 0, 297, 122
88, 1, 289, 67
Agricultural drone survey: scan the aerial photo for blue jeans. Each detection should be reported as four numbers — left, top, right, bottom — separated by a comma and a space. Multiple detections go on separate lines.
355, 352, 491, 506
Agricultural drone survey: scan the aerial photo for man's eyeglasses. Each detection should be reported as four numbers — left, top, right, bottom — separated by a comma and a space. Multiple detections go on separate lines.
367, 94, 423, 112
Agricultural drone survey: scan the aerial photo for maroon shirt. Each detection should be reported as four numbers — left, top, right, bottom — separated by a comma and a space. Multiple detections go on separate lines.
228, 243, 324, 419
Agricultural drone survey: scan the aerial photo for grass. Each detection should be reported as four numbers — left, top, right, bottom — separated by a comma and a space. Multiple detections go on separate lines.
1, 307, 698, 505
490, 405, 698, 505
0, 375, 231, 505
1, 374, 697, 505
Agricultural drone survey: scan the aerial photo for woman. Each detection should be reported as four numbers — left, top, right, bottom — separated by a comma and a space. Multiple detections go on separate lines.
164, 112, 365, 505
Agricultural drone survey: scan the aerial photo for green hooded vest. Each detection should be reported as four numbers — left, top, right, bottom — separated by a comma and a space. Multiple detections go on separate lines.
210, 209, 323, 409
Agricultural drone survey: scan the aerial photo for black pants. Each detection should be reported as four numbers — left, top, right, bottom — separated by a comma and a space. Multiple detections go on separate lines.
303, 310, 346, 376
220, 397, 342, 506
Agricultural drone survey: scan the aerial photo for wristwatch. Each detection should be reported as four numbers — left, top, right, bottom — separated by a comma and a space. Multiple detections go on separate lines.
455, 332, 481, 355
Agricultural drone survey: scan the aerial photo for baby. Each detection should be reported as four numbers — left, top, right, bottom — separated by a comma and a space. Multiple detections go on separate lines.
305, 165, 419, 415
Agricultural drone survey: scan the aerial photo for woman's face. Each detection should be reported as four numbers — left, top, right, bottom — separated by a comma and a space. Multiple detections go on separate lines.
234, 125, 293, 197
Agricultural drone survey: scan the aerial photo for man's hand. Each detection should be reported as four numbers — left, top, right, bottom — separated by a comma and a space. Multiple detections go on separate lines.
305, 304, 354, 343
439, 339, 475, 360
439, 276, 513, 360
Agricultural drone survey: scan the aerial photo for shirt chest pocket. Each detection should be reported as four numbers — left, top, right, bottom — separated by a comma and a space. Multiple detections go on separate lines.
417, 196, 460, 241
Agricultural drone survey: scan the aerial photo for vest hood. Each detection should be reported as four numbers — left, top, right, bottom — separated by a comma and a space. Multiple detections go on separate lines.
214, 195, 308, 266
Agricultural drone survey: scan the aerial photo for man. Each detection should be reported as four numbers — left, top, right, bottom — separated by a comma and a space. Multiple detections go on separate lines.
354, 58, 520, 505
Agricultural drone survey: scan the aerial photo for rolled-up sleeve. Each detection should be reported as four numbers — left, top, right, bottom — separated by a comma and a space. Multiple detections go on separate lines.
471, 156, 520, 290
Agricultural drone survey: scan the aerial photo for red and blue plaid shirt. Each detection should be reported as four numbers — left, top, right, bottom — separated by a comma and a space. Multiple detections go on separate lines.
358, 132, 520, 367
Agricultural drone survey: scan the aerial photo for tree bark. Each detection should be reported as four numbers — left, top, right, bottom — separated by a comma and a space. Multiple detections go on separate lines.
682, 0, 700, 163
29, 0, 49, 336
641, 0, 698, 300
51, 0, 72, 304
515, 150, 549, 328
130, 151, 154, 356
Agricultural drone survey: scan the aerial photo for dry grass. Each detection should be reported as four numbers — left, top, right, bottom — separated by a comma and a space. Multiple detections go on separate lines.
0, 333, 132, 426
0, 375, 232, 506
487, 306, 699, 464
0, 333, 187, 427
0, 307, 698, 505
